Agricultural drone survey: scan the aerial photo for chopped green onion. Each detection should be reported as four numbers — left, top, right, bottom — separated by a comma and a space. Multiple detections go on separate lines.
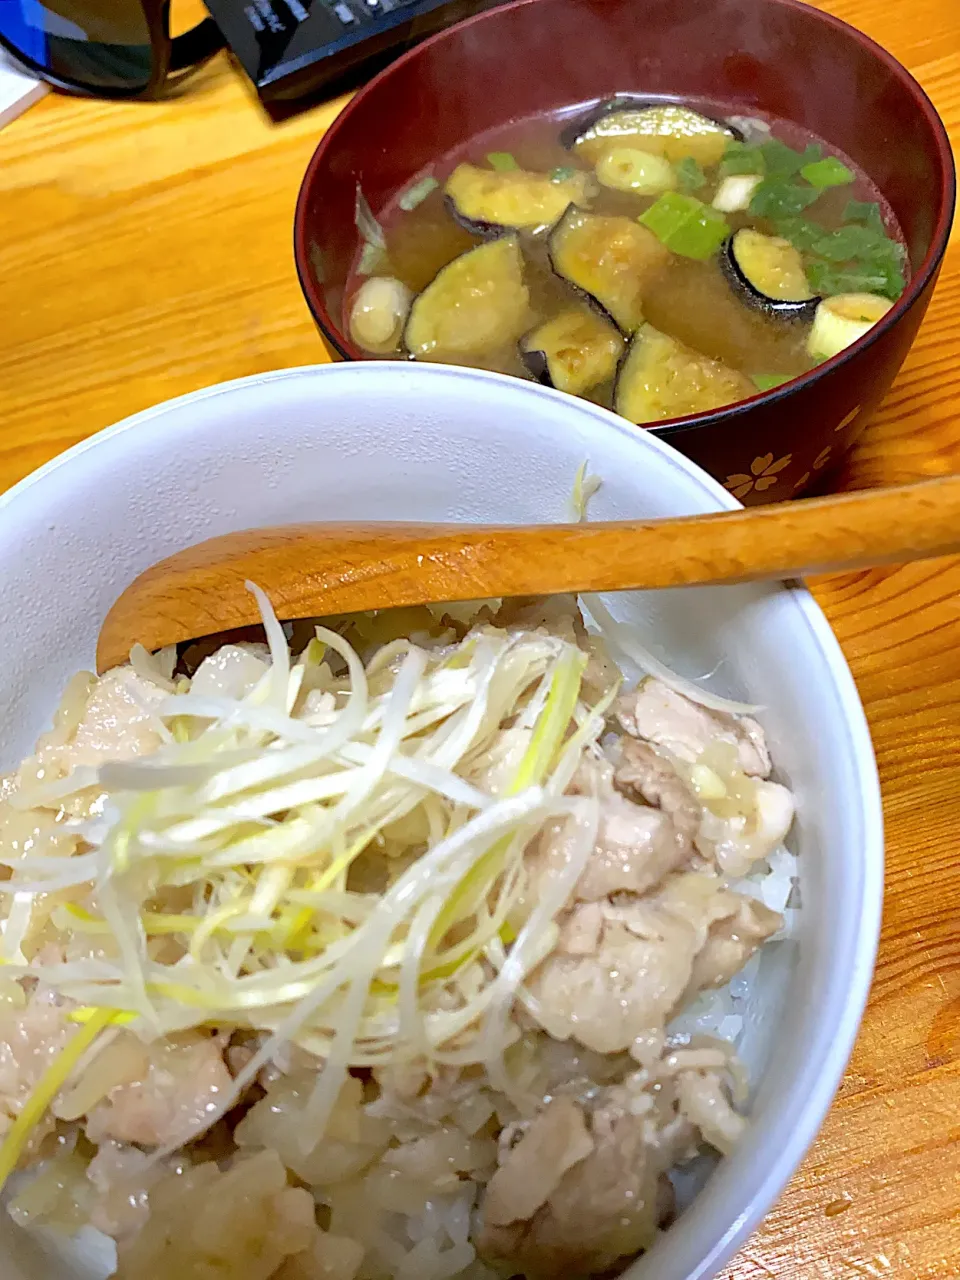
843, 199, 886, 235
771, 216, 824, 252
639, 192, 729, 260
748, 176, 819, 218
804, 222, 907, 300
771, 198, 907, 303
675, 156, 706, 192
807, 292, 892, 361
718, 141, 766, 178
354, 185, 385, 250
810, 223, 885, 262
357, 243, 385, 277
722, 139, 824, 182
397, 174, 439, 212
711, 174, 763, 212
882, 267, 907, 300
759, 140, 802, 175
805, 259, 892, 297
487, 152, 519, 171
878, 236, 907, 267
549, 165, 577, 183
751, 373, 792, 391
761, 139, 821, 176
869, 250, 907, 300
800, 156, 855, 188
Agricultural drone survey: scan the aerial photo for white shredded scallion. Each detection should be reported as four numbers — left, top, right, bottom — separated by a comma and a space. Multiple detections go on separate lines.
582, 593, 763, 715
355, 184, 386, 250
397, 173, 439, 212
0, 591, 614, 1182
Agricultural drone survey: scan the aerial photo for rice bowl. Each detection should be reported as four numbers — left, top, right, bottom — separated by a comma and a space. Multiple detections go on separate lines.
0, 588, 797, 1279
0, 364, 882, 1280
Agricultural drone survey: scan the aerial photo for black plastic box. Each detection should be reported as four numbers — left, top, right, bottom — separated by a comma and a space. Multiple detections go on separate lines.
203, 0, 503, 104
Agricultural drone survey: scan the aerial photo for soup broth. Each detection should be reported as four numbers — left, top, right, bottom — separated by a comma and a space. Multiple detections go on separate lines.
346, 98, 908, 424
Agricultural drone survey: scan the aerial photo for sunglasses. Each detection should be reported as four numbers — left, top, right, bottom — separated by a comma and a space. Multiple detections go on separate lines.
0, 0, 223, 98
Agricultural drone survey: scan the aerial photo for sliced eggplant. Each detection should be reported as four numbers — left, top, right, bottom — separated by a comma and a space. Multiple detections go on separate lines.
548, 206, 670, 335
614, 324, 755, 424
562, 97, 740, 167
520, 307, 624, 396
404, 236, 530, 361
806, 293, 893, 361
722, 228, 818, 319
443, 163, 596, 237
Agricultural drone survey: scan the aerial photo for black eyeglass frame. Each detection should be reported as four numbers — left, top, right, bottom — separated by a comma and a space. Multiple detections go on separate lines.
0, 1, 224, 99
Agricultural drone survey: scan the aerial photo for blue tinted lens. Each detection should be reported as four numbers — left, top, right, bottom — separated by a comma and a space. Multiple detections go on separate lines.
0, 0, 153, 89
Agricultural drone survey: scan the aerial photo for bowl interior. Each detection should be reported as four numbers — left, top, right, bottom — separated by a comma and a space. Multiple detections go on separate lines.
296, 0, 951, 360
0, 364, 882, 1280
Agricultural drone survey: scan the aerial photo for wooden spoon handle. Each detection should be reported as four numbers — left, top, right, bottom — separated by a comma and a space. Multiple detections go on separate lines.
96, 473, 960, 673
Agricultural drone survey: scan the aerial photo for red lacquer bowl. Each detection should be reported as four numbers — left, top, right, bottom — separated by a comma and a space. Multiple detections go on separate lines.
294, 0, 955, 504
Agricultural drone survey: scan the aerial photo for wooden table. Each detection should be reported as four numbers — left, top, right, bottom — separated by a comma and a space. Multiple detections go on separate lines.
1, 1, 958, 1275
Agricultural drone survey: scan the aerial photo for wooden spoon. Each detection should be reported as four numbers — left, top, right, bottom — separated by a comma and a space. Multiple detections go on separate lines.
96, 472, 960, 673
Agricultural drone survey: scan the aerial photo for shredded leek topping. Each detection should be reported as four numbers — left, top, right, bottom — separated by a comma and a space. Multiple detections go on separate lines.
397, 174, 439, 212
354, 184, 386, 251
0, 589, 616, 1179
355, 184, 387, 276
570, 461, 602, 523
582, 594, 762, 715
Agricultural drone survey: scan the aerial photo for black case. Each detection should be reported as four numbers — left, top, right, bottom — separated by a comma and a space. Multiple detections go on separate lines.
203, 0, 504, 105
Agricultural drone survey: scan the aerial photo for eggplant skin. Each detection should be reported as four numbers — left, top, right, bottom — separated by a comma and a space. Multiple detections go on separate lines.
521, 346, 552, 387
560, 95, 659, 149
614, 324, 755, 424
548, 205, 670, 335
443, 195, 503, 241
403, 236, 531, 361
561, 97, 743, 165
519, 307, 624, 397
721, 229, 819, 321
443, 163, 596, 237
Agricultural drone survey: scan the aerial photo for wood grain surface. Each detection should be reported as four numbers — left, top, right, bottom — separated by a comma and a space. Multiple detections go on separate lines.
95, 476, 960, 672
1, 0, 959, 1275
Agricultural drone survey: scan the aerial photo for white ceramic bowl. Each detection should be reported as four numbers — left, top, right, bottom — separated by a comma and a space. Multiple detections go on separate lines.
0, 363, 882, 1280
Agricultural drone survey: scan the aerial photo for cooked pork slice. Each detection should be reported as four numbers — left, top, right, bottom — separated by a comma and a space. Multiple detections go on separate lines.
675, 1069, 746, 1155
0, 987, 73, 1155
578, 789, 691, 900
481, 1096, 594, 1227
688, 895, 782, 992
528, 897, 701, 1054
478, 1096, 670, 1277
616, 679, 771, 777
530, 874, 782, 1054
85, 1032, 232, 1148
556, 902, 604, 956
533, 772, 692, 905
613, 737, 702, 841
41, 668, 169, 774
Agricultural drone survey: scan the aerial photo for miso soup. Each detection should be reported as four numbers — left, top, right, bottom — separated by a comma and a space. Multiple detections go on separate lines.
346, 97, 908, 425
